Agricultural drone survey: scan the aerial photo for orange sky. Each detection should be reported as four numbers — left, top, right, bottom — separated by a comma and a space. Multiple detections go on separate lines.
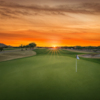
0, 0, 100, 47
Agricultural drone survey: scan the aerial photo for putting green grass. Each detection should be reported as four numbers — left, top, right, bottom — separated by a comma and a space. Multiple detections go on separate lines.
0, 49, 100, 100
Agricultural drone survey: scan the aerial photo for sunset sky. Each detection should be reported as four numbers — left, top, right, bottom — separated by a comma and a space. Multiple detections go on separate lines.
0, 0, 100, 47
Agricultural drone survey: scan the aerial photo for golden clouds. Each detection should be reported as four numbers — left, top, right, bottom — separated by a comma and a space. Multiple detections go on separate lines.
0, 0, 100, 46
1, 1, 100, 19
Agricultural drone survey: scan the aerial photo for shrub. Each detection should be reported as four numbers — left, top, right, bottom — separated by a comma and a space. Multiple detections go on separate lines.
0, 47, 3, 51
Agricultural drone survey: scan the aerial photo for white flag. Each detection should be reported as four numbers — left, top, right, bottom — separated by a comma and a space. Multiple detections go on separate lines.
76, 55, 80, 59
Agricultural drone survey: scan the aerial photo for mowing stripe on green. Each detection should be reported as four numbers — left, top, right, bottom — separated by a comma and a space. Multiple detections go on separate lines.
0, 49, 100, 100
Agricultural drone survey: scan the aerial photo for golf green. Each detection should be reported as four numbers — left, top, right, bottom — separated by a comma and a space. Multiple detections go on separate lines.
0, 49, 100, 100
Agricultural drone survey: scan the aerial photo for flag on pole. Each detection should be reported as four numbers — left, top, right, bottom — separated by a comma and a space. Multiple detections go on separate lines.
76, 55, 80, 59
76, 55, 79, 72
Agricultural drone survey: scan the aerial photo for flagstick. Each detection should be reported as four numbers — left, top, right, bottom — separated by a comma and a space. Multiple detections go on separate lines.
76, 59, 77, 72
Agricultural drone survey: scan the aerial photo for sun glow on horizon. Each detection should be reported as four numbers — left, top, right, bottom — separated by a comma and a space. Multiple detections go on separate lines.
52, 45, 57, 48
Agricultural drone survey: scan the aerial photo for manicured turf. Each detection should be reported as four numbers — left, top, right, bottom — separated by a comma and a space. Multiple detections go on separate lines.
0, 49, 100, 100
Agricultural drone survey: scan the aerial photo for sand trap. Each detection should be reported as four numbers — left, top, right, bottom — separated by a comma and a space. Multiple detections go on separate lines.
79, 54, 100, 58
0, 50, 36, 62
63, 49, 100, 58
64, 49, 91, 53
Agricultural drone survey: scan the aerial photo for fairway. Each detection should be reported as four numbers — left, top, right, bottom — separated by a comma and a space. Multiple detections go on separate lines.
0, 49, 100, 100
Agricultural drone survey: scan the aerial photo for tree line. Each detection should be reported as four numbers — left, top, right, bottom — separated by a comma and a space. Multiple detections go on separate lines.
20, 43, 36, 51
61, 46, 100, 52
0, 42, 36, 51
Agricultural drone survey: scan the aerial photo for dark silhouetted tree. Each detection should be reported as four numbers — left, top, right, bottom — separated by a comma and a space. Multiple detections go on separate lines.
25, 45, 29, 50
20, 44, 23, 51
29, 43, 36, 50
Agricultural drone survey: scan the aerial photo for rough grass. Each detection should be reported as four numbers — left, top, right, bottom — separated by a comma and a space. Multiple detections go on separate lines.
0, 49, 100, 100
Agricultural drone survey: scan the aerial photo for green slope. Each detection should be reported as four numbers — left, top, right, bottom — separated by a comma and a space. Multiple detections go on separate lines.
0, 49, 100, 100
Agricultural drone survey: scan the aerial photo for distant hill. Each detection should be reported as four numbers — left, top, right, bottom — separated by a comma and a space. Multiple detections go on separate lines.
0, 43, 7, 47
